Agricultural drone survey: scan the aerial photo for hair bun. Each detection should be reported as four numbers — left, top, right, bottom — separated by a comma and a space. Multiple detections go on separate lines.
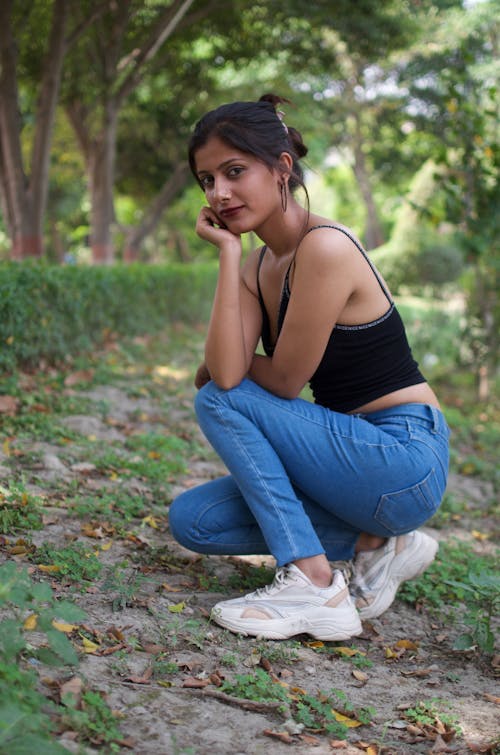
258, 94, 308, 158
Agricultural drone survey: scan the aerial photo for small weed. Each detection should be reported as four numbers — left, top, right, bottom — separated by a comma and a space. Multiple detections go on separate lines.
252, 640, 301, 664
220, 667, 290, 705
0, 563, 87, 752
399, 540, 499, 652
293, 687, 374, 738
404, 698, 461, 736
152, 655, 180, 678
71, 491, 148, 525
0, 482, 44, 533
102, 563, 146, 610
163, 617, 208, 650
60, 689, 124, 752
31, 541, 102, 582
445, 570, 499, 652
226, 562, 275, 592
220, 652, 238, 667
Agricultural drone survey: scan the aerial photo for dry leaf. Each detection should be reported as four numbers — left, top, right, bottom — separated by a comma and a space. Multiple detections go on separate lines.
331, 709, 362, 728
124, 667, 153, 684
263, 729, 295, 744
352, 669, 369, 682
182, 676, 210, 688
329, 740, 348, 749
395, 639, 419, 650
38, 564, 61, 573
60, 676, 83, 706
52, 620, 78, 633
483, 692, 500, 705
23, 613, 38, 630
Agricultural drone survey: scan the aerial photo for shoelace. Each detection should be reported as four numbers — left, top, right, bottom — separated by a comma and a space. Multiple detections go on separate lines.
248, 566, 291, 599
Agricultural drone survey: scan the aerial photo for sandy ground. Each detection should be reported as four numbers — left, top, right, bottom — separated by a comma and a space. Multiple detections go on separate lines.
1, 380, 498, 755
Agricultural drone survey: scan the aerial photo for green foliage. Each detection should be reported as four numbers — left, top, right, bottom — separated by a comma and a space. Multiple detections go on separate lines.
404, 698, 461, 735
398, 540, 498, 652
31, 541, 102, 582
445, 571, 499, 653
0, 563, 86, 753
101, 563, 146, 611
0, 261, 217, 372
0, 483, 44, 534
59, 689, 123, 752
220, 667, 290, 704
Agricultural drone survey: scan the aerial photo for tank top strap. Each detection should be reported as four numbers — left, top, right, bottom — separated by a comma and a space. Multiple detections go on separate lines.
301, 224, 393, 305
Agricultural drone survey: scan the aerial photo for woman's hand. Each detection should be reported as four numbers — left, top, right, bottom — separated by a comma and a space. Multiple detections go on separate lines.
195, 206, 241, 249
194, 361, 211, 390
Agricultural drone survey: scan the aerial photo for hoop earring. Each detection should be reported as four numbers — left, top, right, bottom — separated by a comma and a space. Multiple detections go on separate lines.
280, 182, 288, 213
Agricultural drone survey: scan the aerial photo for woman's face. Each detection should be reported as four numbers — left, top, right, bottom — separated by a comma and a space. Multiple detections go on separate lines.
193, 136, 282, 234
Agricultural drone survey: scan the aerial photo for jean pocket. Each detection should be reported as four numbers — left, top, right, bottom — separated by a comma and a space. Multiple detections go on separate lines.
374, 467, 443, 535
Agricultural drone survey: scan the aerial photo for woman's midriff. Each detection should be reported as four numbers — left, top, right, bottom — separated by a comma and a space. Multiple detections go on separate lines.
348, 383, 441, 415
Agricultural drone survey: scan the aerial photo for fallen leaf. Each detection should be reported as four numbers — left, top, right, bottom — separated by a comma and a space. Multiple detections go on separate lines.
329, 740, 348, 749
38, 564, 61, 573
60, 676, 83, 706
141, 515, 159, 529
182, 676, 210, 688
160, 582, 182, 593
23, 613, 38, 630
334, 646, 364, 657
471, 529, 489, 541
81, 637, 99, 653
331, 709, 362, 728
352, 669, 369, 682
52, 620, 78, 633
395, 639, 419, 650
263, 729, 295, 744
483, 692, 500, 705
124, 667, 153, 684
401, 668, 433, 677
167, 601, 186, 613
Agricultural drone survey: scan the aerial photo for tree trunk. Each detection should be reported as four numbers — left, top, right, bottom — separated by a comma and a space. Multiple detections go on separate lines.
123, 161, 190, 262
0, 0, 68, 259
88, 106, 119, 264
352, 132, 384, 250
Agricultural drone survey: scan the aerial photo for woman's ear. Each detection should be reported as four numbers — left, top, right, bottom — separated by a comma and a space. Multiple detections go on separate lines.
278, 151, 293, 181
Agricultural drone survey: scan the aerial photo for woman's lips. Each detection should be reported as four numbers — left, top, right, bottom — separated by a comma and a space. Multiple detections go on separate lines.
219, 205, 245, 218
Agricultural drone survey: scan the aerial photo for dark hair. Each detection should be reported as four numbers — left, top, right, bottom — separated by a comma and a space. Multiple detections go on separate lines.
188, 94, 309, 197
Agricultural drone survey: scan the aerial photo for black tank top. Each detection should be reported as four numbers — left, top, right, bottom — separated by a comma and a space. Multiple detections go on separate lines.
256, 224, 426, 413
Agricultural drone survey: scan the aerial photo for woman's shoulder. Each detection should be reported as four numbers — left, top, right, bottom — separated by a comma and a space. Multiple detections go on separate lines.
296, 217, 364, 268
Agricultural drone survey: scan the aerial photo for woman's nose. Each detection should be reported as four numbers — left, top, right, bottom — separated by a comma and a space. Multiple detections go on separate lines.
213, 178, 231, 201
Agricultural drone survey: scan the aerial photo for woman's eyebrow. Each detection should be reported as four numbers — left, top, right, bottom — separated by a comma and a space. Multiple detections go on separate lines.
197, 158, 244, 176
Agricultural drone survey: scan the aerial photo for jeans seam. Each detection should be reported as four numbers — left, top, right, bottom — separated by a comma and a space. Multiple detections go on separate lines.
213, 392, 301, 562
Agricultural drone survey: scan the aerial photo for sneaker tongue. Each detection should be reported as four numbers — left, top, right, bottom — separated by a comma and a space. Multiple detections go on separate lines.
285, 563, 312, 583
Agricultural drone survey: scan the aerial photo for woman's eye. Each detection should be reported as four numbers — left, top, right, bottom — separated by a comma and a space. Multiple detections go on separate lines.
200, 176, 213, 188
228, 166, 243, 178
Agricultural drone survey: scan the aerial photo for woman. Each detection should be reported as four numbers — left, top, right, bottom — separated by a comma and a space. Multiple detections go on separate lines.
169, 94, 450, 641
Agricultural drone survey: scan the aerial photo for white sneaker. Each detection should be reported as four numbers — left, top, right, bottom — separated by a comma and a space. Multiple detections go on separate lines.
210, 564, 362, 640
350, 531, 438, 620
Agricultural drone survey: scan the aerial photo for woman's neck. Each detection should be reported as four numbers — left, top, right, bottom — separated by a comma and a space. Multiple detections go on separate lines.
256, 201, 309, 257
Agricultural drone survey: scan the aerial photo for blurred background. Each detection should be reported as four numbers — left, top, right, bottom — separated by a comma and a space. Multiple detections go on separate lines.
0, 0, 498, 399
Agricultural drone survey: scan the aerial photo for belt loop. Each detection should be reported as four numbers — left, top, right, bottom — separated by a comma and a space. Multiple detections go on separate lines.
429, 405, 439, 432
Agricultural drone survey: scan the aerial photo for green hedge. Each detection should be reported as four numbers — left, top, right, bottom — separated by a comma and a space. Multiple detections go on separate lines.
0, 261, 218, 372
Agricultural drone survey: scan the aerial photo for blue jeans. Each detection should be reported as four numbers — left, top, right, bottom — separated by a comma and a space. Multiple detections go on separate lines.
169, 379, 450, 567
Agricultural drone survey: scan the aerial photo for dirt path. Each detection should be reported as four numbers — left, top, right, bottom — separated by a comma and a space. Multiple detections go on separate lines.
1, 333, 498, 755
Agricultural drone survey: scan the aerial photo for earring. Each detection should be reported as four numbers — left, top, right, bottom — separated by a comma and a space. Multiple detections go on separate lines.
280, 182, 288, 213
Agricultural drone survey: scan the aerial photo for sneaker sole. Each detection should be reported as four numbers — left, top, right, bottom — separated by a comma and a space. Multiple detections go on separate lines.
211, 609, 363, 641
357, 534, 438, 620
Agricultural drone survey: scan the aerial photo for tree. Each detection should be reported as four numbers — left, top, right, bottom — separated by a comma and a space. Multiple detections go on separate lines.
0, 0, 106, 260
